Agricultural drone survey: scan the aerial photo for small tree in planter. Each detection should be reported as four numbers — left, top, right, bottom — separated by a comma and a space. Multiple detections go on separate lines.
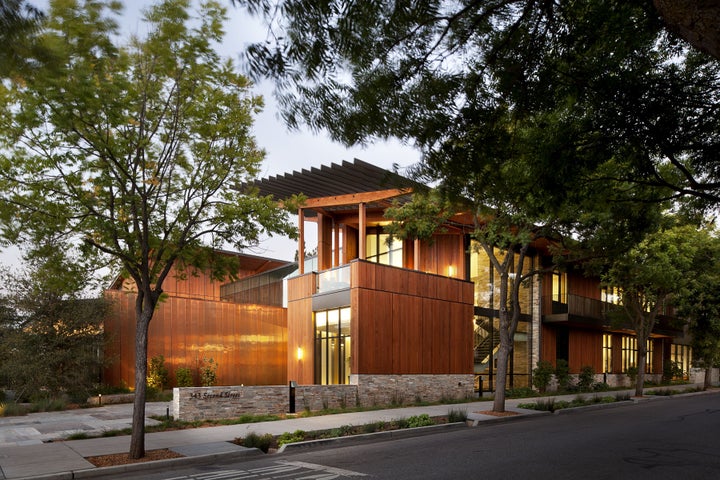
200, 358, 218, 387
532, 361, 554, 393
175, 367, 194, 387
578, 366, 595, 391
555, 359, 571, 391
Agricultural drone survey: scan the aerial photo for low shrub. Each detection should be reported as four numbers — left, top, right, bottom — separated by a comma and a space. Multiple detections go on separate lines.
506, 387, 536, 398
175, 367, 193, 387
448, 408, 468, 423
278, 429, 306, 446
0, 401, 27, 417
405, 414, 434, 428
578, 366, 595, 391
240, 432, 274, 453
532, 360, 554, 393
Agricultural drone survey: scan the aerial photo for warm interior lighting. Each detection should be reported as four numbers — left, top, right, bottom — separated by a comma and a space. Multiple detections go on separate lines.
447, 265, 455, 277
297, 347, 304, 360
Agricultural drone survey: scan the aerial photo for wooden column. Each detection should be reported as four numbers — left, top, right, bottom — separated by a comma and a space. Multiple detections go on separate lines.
414, 238, 421, 272
358, 202, 366, 260
317, 212, 333, 271
298, 208, 305, 274
334, 221, 340, 267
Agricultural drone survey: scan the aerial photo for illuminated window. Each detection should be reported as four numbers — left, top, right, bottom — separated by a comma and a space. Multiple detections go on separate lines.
671, 344, 692, 378
622, 336, 637, 372
314, 307, 352, 385
602, 286, 621, 305
646, 340, 654, 373
552, 271, 567, 304
366, 231, 403, 267
602, 334, 613, 373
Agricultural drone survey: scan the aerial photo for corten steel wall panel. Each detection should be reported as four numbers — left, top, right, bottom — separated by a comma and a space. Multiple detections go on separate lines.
103, 291, 287, 388
541, 324, 557, 366
568, 329, 602, 373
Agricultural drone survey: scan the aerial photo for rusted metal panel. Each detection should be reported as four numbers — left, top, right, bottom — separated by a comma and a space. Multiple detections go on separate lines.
103, 291, 287, 388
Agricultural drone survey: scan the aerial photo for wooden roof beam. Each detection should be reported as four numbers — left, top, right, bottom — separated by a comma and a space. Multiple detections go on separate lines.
300, 188, 412, 209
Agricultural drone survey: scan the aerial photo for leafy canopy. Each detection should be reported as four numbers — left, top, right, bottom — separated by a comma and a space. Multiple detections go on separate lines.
0, 0, 295, 290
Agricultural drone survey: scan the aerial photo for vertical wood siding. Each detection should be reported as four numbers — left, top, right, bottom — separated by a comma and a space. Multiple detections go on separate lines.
568, 329, 603, 373
351, 261, 474, 375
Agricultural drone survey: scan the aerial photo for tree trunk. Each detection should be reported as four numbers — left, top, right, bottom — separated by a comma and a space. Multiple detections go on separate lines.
493, 341, 511, 412
654, 0, 720, 60
705, 366, 712, 390
128, 301, 154, 459
635, 347, 646, 397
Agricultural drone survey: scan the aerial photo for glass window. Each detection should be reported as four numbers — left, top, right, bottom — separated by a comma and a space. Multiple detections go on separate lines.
646, 340, 654, 374
622, 336, 637, 372
552, 271, 567, 304
602, 333, 613, 373
366, 231, 403, 267
671, 344, 692, 378
314, 306, 351, 385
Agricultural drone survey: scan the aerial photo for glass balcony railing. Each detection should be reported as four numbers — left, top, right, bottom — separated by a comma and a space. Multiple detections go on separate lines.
317, 265, 351, 293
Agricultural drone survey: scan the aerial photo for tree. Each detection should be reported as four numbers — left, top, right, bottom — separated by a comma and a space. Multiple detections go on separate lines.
237, 0, 720, 211
0, 0, 294, 458
675, 228, 720, 390
0, 243, 109, 403
603, 224, 701, 397
0, 0, 45, 77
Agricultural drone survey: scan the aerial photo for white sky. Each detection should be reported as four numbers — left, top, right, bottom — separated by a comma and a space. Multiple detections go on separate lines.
8, 1, 422, 267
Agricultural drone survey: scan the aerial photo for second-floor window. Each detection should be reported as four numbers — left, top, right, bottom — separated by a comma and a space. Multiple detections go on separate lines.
366, 231, 403, 267
552, 270, 567, 304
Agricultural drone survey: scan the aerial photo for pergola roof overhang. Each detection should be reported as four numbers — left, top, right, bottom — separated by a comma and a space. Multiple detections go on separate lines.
246, 159, 424, 215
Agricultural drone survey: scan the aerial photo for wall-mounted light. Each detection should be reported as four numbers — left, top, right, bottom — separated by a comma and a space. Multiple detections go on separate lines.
447, 265, 455, 277
297, 347, 304, 360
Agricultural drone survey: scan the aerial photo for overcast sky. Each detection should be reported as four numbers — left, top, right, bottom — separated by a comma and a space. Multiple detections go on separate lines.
13, 0, 422, 265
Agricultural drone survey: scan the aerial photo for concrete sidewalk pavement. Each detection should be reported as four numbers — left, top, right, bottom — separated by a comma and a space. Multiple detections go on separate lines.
0, 385, 705, 480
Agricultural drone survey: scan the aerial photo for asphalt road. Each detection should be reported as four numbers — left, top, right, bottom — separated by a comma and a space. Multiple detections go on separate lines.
114, 392, 720, 480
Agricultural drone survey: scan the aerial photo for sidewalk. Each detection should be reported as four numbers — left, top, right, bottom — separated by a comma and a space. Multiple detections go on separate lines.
0, 385, 706, 480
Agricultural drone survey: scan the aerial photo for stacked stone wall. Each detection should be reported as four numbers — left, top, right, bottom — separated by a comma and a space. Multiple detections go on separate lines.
353, 374, 474, 408
173, 374, 475, 421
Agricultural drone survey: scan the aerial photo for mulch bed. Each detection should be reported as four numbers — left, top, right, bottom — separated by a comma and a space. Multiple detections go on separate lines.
475, 410, 520, 417
86, 449, 184, 467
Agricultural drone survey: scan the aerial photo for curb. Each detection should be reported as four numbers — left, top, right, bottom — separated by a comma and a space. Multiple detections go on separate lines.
14, 449, 264, 480
277, 422, 468, 453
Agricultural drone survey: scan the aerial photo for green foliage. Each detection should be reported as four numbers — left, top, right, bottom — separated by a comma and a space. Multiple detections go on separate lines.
0, 401, 27, 417
404, 414, 434, 428
626, 366, 639, 383
662, 360, 684, 384
175, 367, 194, 387
532, 361, 555, 393
0, 0, 296, 456
240, 432, 274, 453
147, 355, 169, 391
578, 366, 596, 391
200, 357, 218, 387
0, 249, 109, 402
505, 387, 536, 399
554, 359, 572, 391
277, 430, 306, 447
447, 408, 468, 423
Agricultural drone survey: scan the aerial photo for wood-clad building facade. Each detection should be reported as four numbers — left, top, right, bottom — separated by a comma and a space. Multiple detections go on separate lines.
103, 159, 691, 393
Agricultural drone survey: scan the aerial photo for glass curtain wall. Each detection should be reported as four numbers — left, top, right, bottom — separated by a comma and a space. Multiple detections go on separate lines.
470, 242, 534, 392
314, 307, 352, 385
